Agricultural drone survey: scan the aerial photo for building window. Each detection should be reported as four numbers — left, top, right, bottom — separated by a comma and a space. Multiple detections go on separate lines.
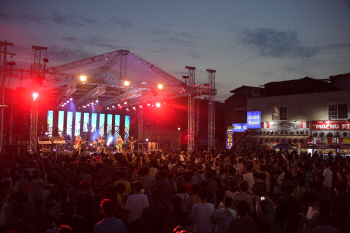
328, 103, 348, 119
272, 106, 288, 120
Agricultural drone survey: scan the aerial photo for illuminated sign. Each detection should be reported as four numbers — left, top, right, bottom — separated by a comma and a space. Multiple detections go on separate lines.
226, 130, 234, 149
312, 120, 350, 130
231, 123, 248, 132
247, 111, 261, 129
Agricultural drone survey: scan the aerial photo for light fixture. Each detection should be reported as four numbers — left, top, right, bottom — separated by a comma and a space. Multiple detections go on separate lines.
80, 75, 86, 82
70, 98, 73, 101
158, 83, 163, 90
107, 107, 109, 109
32, 92, 40, 101
156, 102, 161, 108
123, 80, 130, 86
96, 99, 98, 102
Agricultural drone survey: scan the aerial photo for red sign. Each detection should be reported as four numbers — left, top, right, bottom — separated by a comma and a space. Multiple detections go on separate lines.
312, 120, 350, 130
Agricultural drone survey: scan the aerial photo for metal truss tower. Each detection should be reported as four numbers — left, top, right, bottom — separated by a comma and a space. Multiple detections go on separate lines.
0, 41, 13, 153
207, 69, 216, 150
30, 46, 47, 153
186, 66, 196, 152
138, 110, 143, 140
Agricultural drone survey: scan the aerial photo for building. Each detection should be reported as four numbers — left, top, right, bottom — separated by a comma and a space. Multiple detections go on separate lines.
225, 74, 350, 153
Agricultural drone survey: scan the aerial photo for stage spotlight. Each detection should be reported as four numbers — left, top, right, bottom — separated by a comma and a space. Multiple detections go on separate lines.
133, 107, 136, 110
118, 104, 120, 106
124, 101, 127, 105
123, 80, 130, 86
178, 128, 181, 131
66, 101, 69, 103
107, 107, 109, 109
32, 93, 38, 101
96, 99, 98, 102
61, 105, 64, 107
112, 106, 115, 108
80, 75, 86, 82
139, 105, 143, 108
147, 103, 150, 107
118, 105, 122, 109
156, 102, 161, 108
91, 103, 94, 105
70, 98, 73, 101
158, 83, 163, 90
126, 108, 129, 111
83, 106, 86, 108
87, 104, 90, 106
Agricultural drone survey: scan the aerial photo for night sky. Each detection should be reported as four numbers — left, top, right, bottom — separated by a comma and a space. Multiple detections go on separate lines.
1, 0, 350, 101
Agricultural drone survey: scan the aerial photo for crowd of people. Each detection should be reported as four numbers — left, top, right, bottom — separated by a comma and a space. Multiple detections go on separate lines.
0, 146, 350, 233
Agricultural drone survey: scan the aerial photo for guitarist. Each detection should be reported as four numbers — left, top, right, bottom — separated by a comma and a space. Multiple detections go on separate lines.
128, 135, 137, 153
74, 135, 83, 154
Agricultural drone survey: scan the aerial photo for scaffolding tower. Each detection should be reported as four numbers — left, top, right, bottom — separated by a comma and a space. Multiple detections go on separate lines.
186, 66, 196, 152
30, 46, 47, 153
207, 69, 216, 150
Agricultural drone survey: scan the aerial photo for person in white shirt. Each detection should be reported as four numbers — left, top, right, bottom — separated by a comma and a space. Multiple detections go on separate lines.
244, 165, 255, 192
192, 188, 215, 233
322, 163, 333, 198
125, 181, 149, 233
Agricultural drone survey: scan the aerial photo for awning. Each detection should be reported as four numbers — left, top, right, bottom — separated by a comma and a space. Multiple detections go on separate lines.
251, 135, 311, 144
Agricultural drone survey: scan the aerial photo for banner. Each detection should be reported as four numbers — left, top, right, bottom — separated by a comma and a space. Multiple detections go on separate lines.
226, 130, 234, 149
75, 112, 81, 136
83, 113, 89, 132
124, 115, 130, 141
247, 111, 261, 129
58, 111, 64, 136
231, 123, 248, 132
312, 120, 350, 130
115, 115, 120, 139
91, 113, 97, 132
99, 114, 105, 137
67, 111, 73, 138
47, 111, 53, 137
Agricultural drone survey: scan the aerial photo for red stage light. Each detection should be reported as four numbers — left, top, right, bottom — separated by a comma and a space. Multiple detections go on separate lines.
32, 93, 38, 101
156, 102, 161, 108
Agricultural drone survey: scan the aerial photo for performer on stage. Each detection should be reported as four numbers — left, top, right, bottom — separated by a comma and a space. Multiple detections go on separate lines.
74, 135, 83, 154
128, 135, 137, 153
57, 134, 64, 151
115, 135, 123, 153
98, 135, 105, 152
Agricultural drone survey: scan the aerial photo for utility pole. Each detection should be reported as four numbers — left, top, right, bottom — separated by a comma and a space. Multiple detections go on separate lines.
0, 41, 13, 154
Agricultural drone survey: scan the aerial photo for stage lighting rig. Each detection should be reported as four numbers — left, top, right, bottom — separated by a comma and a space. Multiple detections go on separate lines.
32, 93, 39, 101
158, 83, 163, 90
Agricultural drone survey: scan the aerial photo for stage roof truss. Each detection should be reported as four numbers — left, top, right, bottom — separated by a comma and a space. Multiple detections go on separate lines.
77, 85, 106, 104
56, 82, 76, 103
103, 89, 143, 106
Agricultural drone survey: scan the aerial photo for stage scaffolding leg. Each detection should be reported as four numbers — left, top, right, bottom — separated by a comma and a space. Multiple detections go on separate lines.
138, 109, 143, 140
186, 66, 196, 152
207, 69, 216, 150
30, 100, 38, 153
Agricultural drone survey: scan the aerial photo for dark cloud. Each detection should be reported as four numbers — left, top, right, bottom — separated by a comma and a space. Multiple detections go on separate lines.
239, 28, 318, 59
318, 43, 350, 51
10, 12, 98, 27
17, 14, 48, 24
110, 17, 133, 29
150, 29, 170, 35
86, 37, 117, 50
176, 32, 200, 39
48, 46, 94, 62
0, 13, 8, 20
60, 36, 117, 50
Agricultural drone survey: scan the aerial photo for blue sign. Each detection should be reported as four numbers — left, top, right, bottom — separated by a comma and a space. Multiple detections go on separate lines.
231, 123, 248, 132
247, 111, 261, 129
226, 130, 234, 149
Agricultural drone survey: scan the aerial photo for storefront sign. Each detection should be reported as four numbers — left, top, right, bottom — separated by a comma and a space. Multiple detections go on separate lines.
231, 123, 248, 132
247, 111, 261, 129
312, 120, 350, 130
226, 130, 234, 149
269, 121, 300, 130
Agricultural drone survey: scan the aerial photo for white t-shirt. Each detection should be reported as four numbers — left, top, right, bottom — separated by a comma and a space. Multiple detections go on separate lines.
177, 193, 189, 212
125, 194, 149, 222
244, 173, 255, 190
214, 208, 236, 233
304, 206, 319, 233
192, 202, 215, 233
323, 168, 333, 188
